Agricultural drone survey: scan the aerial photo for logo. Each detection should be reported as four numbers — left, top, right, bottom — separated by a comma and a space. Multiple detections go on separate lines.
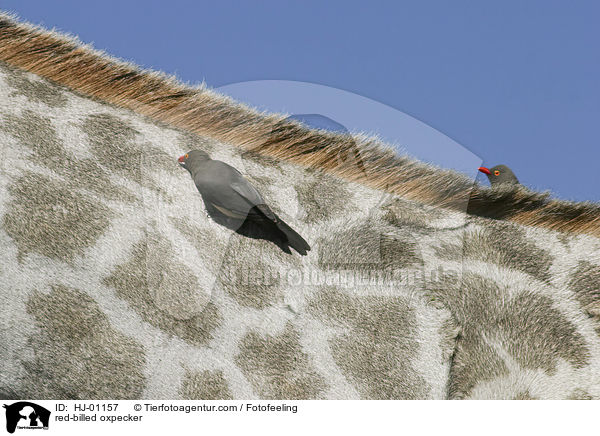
3, 402, 50, 433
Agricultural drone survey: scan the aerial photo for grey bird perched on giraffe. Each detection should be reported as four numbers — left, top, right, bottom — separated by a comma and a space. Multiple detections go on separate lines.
479, 164, 520, 186
178, 150, 311, 255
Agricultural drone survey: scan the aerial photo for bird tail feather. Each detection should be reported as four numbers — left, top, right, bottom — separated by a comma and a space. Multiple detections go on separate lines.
274, 218, 311, 256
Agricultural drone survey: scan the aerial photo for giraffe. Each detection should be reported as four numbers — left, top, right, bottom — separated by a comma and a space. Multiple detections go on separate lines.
0, 13, 599, 400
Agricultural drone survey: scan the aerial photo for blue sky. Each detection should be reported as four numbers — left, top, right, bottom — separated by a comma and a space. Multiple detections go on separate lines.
2, 1, 598, 201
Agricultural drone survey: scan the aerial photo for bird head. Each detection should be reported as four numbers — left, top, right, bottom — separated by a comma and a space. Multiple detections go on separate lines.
178, 149, 210, 173
478, 164, 519, 186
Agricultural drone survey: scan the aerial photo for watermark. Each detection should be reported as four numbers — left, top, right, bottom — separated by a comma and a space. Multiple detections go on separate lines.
3, 402, 50, 434
221, 264, 460, 290
138, 80, 481, 315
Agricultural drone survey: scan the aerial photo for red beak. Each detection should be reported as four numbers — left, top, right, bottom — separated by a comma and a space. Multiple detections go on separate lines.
178, 155, 185, 163
478, 166, 491, 175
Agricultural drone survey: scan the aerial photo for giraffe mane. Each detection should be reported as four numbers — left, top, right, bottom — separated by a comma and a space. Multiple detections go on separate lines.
1, 12, 598, 237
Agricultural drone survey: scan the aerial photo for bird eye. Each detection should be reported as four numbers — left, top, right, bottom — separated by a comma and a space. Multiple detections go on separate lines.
494, 170, 500, 176
185, 154, 189, 159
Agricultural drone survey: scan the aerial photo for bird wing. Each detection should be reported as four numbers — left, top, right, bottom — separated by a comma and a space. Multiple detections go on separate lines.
229, 179, 264, 207
194, 161, 268, 219
228, 181, 278, 222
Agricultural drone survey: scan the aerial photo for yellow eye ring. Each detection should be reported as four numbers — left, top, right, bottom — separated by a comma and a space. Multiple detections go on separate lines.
494, 170, 500, 176
185, 154, 189, 159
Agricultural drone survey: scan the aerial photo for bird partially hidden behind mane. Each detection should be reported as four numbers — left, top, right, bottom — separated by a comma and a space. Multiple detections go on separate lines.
479, 164, 520, 187
178, 150, 311, 255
